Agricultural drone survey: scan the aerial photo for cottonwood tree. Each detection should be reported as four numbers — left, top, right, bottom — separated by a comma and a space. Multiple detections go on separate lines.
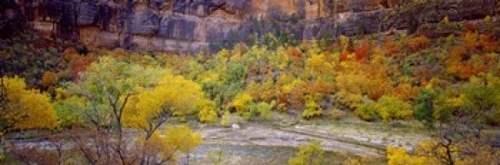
58, 56, 207, 164
0, 76, 58, 133
124, 74, 216, 140
0, 76, 58, 163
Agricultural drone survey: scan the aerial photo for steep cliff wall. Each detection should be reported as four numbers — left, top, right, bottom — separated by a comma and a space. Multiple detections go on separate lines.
1, 0, 498, 52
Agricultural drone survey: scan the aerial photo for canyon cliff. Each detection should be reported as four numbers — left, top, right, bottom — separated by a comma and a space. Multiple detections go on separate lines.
1, 0, 498, 52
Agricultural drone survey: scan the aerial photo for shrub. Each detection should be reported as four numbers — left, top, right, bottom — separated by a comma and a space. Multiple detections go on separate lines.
431, 76, 500, 125
232, 92, 253, 113
252, 101, 275, 120
407, 35, 430, 52
220, 110, 231, 126
288, 140, 324, 165
376, 96, 413, 122
355, 100, 378, 121
414, 87, 439, 128
354, 42, 371, 60
41, 71, 57, 88
302, 96, 323, 119
328, 108, 345, 120
390, 83, 420, 102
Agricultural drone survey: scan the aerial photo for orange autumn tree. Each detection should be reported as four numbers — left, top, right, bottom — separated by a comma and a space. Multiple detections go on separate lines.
0, 76, 58, 133
406, 35, 430, 52
335, 54, 392, 104
445, 46, 490, 80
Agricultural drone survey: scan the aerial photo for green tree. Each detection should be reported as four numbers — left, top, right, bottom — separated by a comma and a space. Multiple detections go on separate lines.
64, 56, 165, 131
414, 87, 439, 128
432, 77, 500, 126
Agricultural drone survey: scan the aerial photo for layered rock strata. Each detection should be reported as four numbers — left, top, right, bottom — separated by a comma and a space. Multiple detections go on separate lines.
1, 0, 498, 52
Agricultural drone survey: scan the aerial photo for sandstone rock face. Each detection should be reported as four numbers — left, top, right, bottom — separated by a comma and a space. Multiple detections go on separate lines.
158, 14, 197, 40
77, 2, 99, 26
3, 0, 499, 52
127, 9, 160, 35
338, 10, 387, 36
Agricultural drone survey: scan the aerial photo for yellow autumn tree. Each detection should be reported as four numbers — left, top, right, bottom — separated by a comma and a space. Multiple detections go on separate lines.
64, 56, 168, 131
302, 95, 323, 119
124, 74, 216, 138
388, 139, 500, 165
163, 125, 203, 153
0, 76, 57, 132
305, 53, 334, 77
231, 92, 253, 113
387, 145, 433, 165
61, 56, 206, 164
137, 125, 203, 164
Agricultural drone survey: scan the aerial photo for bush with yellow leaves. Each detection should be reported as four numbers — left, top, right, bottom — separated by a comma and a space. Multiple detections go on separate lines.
288, 140, 325, 165
375, 96, 413, 122
0, 76, 58, 132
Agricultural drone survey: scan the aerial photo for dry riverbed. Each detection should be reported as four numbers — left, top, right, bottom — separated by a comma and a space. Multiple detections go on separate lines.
5, 115, 431, 165
172, 115, 431, 165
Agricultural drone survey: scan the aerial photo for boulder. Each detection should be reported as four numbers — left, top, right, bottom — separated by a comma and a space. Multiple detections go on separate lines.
232, 123, 241, 129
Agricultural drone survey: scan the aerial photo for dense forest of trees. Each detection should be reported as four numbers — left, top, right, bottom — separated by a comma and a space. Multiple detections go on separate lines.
1, 0, 500, 164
